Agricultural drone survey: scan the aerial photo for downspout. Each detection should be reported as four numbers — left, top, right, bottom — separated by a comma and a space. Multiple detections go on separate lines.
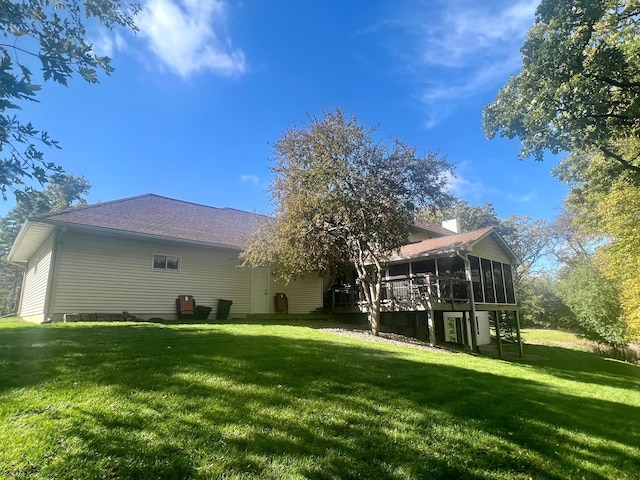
457, 252, 478, 352
512, 271, 524, 358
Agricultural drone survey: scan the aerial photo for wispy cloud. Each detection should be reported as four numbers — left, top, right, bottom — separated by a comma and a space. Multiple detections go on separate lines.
508, 191, 537, 203
91, 31, 126, 58
137, 0, 246, 77
241, 175, 260, 185
417, 0, 537, 68
445, 162, 501, 200
384, 0, 537, 126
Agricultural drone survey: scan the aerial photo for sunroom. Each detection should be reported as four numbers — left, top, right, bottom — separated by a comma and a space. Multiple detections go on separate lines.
338, 226, 523, 354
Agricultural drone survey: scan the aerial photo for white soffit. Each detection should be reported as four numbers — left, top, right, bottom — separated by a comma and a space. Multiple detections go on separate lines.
7, 222, 55, 263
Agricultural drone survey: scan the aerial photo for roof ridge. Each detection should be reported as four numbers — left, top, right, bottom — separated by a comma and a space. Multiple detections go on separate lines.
35, 193, 156, 219
37, 193, 274, 220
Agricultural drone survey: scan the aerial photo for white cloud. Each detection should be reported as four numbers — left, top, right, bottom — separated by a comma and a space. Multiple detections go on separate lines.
137, 0, 246, 77
91, 30, 126, 57
418, 0, 538, 68
241, 175, 259, 185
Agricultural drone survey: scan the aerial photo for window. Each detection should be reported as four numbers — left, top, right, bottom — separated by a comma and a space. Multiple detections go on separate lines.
504, 265, 516, 304
388, 262, 409, 278
153, 254, 180, 271
472, 258, 517, 304
469, 255, 484, 302
411, 259, 436, 275
481, 258, 495, 303
492, 261, 506, 303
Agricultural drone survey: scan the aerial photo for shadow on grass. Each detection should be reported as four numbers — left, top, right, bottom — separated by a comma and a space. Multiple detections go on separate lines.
1, 323, 639, 479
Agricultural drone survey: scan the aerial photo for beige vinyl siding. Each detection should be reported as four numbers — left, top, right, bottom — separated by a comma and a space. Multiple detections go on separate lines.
268, 274, 324, 314
51, 231, 253, 319
471, 237, 511, 264
19, 234, 54, 321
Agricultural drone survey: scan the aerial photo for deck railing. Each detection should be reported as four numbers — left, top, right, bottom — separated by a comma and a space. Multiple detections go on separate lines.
381, 274, 470, 310
330, 274, 471, 312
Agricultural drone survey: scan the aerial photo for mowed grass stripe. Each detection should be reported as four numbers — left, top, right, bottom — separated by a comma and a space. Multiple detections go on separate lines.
0, 320, 638, 479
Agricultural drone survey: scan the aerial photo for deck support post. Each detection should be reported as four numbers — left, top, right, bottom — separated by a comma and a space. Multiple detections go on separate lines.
494, 310, 503, 359
459, 253, 478, 352
426, 310, 436, 347
515, 310, 524, 358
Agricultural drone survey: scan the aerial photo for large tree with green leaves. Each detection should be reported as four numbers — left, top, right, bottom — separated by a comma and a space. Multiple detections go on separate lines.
0, 173, 90, 314
483, 0, 640, 178
557, 256, 627, 350
241, 109, 453, 335
0, 0, 138, 200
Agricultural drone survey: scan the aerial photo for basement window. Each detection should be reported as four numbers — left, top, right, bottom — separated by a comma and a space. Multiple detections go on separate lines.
153, 254, 181, 271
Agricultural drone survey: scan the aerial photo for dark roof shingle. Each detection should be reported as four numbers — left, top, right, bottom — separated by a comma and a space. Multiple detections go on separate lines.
35, 194, 269, 249
390, 226, 507, 261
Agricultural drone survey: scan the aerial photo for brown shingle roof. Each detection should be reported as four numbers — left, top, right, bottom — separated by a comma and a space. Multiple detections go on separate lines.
34, 194, 270, 249
390, 226, 515, 262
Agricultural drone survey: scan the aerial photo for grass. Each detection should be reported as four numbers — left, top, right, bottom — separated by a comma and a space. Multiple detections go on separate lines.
1, 318, 639, 479
520, 328, 595, 350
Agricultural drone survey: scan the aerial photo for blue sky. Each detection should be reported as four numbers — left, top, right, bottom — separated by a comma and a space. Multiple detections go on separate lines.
7, 0, 568, 221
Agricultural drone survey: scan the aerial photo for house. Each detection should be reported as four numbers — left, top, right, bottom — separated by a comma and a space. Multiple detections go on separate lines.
331, 220, 522, 351
8, 193, 522, 354
7, 194, 324, 323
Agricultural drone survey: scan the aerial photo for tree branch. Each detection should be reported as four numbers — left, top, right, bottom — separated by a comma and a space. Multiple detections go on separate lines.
600, 145, 640, 176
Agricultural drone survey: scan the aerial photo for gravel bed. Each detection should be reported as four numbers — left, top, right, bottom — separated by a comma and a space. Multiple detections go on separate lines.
319, 327, 460, 354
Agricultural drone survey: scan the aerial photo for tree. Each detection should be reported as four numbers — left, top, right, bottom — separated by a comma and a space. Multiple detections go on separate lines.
482, 0, 640, 178
557, 256, 627, 350
546, 205, 600, 265
422, 199, 509, 234
517, 273, 575, 329
0, 174, 90, 314
590, 181, 640, 342
0, 1, 138, 200
241, 109, 454, 335
499, 214, 550, 286
551, 147, 640, 342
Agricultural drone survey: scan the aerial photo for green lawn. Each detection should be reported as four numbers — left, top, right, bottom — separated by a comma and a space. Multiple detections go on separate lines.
520, 328, 595, 350
1, 319, 639, 479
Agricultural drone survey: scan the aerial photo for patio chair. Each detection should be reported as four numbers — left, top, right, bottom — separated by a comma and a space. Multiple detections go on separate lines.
176, 295, 196, 319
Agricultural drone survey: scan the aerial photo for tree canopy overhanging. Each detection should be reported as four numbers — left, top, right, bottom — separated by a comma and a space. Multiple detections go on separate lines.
482, 0, 640, 178
241, 109, 454, 335
0, 0, 139, 200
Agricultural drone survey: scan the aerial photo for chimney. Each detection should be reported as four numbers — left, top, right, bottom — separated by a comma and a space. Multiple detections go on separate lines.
442, 218, 461, 233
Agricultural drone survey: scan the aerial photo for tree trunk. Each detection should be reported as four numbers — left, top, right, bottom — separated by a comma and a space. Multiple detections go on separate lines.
367, 274, 383, 336
369, 296, 381, 336
352, 251, 383, 336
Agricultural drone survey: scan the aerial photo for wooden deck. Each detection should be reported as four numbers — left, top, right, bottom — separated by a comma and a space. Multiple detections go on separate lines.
331, 274, 518, 313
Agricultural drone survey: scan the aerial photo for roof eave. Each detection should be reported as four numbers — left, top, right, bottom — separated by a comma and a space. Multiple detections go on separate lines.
7, 221, 56, 263
14, 219, 246, 258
